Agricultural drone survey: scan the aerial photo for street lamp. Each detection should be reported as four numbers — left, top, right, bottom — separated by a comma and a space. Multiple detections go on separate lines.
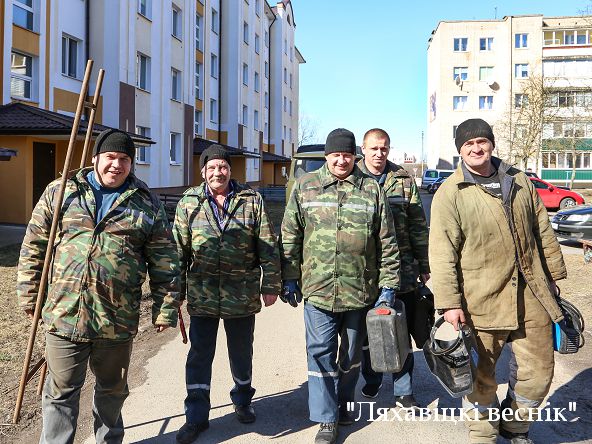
0, 148, 18, 161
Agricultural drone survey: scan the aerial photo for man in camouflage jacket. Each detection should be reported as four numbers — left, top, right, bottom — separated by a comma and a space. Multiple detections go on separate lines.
281, 128, 400, 444
173, 145, 281, 444
358, 128, 430, 409
17, 129, 179, 444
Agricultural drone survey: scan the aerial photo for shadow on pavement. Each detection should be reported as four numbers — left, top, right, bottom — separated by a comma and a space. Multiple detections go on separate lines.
129, 383, 313, 443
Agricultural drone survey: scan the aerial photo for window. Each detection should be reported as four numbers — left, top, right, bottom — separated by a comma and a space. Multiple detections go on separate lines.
254, 110, 259, 131
195, 14, 203, 51
264, 61, 269, 78
256, 0, 261, 16
480, 37, 493, 51
453, 67, 468, 81
171, 68, 181, 101
453, 38, 468, 52
210, 99, 217, 122
283, 125, 286, 139
289, 73, 293, 89
264, 31, 269, 48
194, 110, 202, 135
172, 6, 182, 39
479, 96, 493, 110
242, 63, 248, 86
515, 63, 529, 78
264, 122, 268, 135
255, 34, 260, 54
515, 93, 528, 108
284, 38, 287, 54
289, 128, 293, 143
170, 132, 180, 163
195, 62, 202, 99
243, 22, 249, 44
61, 35, 79, 78
284, 67, 287, 83
138, 0, 151, 19
242, 105, 248, 126
135, 126, 150, 163
264, 92, 269, 108
290, 47, 294, 62
211, 8, 219, 34
13, 0, 33, 30
136, 53, 151, 91
515, 33, 528, 48
289, 100, 292, 116
254, 71, 260, 92
453, 96, 467, 110
479, 66, 493, 81
11, 51, 33, 99
211, 54, 218, 78
283, 96, 287, 112
453, 125, 458, 138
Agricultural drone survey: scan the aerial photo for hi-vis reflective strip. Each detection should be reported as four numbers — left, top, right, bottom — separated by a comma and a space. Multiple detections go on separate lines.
388, 197, 408, 204
338, 362, 361, 374
301, 202, 367, 210
186, 383, 210, 390
308, 370, 338, 378
232, 376, 252, 385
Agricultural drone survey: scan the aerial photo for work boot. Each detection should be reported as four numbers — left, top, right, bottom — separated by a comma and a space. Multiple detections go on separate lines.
315, 422, 338, 444
338, 404, 355, 426
234, 404, 256, 424
176, 422, 209, 444
361, 383, 382, 399
394, 395, 420, 410
499, 428, 534, 444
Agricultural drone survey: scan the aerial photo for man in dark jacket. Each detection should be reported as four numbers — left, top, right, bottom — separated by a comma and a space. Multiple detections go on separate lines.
18, 129, 179, 444
173, 145, 281, 444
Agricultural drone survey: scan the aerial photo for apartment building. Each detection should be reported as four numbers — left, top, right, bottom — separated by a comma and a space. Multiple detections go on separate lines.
0, 0, 304, 224
427, 15, 592, 185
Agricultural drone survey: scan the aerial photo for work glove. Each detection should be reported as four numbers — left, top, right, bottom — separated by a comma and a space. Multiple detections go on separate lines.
280, 280, 302, 308
374, 287, 396, 308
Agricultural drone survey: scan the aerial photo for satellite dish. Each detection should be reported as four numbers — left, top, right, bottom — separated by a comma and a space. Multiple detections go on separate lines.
455, 76, 462, 86
488, 80, 499, 91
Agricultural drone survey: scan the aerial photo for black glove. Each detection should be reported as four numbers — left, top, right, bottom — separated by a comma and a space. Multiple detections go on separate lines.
280, 280, 303, 308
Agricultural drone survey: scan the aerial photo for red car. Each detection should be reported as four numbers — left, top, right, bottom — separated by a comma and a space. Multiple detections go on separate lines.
530, 178, 585, 210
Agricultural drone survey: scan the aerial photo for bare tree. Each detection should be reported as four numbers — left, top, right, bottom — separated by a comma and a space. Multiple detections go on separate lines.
298, 115, 320, 146
496, 74, 558, 170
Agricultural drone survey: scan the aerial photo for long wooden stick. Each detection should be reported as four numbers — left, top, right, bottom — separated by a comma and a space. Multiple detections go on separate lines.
13, 60, 94, 424
36, 361, 47, 396
79, 69, 105, 168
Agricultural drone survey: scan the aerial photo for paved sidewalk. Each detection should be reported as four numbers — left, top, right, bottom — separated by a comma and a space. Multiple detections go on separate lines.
0, 224, 25, 248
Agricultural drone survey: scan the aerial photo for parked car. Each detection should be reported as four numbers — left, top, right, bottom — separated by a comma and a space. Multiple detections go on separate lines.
285, 144, 363, 201
421, 169, 454, 190
529, 177, 585, 210
427, 176, 447, 193
524, 171, 539, 179
551, 205, 592, 240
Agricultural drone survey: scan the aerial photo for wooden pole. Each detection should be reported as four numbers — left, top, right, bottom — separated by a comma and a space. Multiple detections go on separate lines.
79, 68, 105, 168
36, 361, 47, 397
13, 60, 95, 424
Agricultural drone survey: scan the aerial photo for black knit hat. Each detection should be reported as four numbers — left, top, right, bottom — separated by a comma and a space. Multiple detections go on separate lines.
455, 118, 495, 152
200, 144, 231, 170
324, 128, 356, 155
92, 129, 136, 159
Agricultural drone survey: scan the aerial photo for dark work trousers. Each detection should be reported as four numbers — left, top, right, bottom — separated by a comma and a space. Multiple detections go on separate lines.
40, 332, 133, 444
304, 302, 367, 423
184, 315, 256, 425
362, 291, 416, 397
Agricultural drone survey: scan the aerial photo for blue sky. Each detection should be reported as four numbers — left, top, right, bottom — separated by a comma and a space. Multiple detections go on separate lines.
294, 0, 589, 158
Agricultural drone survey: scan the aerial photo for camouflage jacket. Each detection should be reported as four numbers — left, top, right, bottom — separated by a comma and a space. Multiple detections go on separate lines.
281, 164, 400, 312
17, 168, 180, 342
358, 160, 430, 293
173, 181, 281, 318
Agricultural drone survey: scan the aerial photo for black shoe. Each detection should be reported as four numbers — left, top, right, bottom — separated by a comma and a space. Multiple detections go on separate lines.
338, 405, 355, 426
499, 428, 534, 444
176, 422, 209, 444
361, 383, 382, 399
234, 404, 256, 424
394, 395, 420, 410
315, 422, 338, 444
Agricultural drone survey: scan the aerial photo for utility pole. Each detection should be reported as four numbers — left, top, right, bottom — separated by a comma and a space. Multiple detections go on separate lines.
421, 130, 424, 176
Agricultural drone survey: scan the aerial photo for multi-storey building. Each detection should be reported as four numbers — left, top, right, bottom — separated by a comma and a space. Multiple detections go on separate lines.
0, 0, 304, 224
427, 15, 592, 186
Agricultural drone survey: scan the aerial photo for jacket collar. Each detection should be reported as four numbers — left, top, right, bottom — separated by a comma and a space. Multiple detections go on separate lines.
188, 179, 255, 202
457, 156, 516, 205
75, 166, 146, 194
318, 163, 365, 189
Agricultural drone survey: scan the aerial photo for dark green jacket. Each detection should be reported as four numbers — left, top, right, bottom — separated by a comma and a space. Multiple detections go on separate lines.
18, 168, 180, 341
173, 181, 281, 318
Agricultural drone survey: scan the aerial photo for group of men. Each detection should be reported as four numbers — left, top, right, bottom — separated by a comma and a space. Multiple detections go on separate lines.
17, 117, 566, 444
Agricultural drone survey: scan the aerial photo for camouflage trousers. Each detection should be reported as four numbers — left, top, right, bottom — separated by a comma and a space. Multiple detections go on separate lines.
463, 277, 554, 444
40, 333, 133, 444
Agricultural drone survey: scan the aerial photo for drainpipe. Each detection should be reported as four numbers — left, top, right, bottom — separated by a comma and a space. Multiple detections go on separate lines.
217, 0, 222, 141
268, 9, 277, 154
84, 0, 90, 122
